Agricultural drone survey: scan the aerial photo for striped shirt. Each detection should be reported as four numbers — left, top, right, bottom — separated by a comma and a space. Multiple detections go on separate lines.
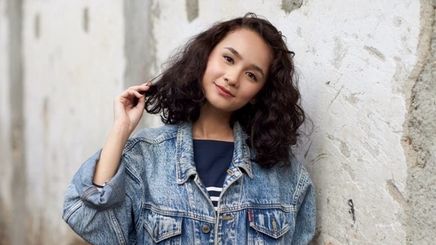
193, 139, 234, 211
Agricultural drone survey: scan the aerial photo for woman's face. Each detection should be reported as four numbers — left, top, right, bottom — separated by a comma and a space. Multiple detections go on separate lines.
201, 28, 273, 113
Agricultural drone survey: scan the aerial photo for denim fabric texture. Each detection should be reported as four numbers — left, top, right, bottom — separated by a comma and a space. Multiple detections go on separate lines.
63, 122, 316, 244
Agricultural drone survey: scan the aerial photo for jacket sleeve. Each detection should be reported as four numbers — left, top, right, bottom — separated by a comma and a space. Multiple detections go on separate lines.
291, 178, 316, 245
62, 150, 138, 245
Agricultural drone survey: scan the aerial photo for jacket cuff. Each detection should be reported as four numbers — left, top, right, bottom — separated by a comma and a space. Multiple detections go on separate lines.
72, 150, 126, 210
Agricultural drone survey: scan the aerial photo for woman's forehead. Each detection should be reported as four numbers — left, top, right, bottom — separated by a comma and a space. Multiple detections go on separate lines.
215, 29, 273, 69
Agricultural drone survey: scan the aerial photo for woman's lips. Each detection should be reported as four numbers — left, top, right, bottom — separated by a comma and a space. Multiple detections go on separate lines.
214, 83, 235, 97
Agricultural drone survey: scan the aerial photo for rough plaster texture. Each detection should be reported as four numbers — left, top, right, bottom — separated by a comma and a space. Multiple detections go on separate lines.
0, 0, 435, 244
404, 3, 436, 244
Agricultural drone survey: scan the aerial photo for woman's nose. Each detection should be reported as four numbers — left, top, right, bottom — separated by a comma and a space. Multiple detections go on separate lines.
224, 70, 240, 87
224, 77, 233, 85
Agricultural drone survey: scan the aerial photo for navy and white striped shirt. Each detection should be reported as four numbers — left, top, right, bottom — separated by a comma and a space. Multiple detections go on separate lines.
193, 139, 234, 211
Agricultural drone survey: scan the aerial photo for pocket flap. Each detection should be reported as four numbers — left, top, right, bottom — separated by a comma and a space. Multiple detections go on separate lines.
144, 210, 183, 243
248, 209, 292, 239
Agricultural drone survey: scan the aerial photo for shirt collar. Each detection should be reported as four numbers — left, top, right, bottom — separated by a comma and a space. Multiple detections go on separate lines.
175, 122, 253, 185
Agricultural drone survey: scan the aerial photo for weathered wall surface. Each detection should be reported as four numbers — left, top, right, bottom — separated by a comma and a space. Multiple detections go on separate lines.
1, 0, 26, 244
22, 1, 125, 244
404, 1, 436, 243
0, 0, 12, 243
1, 0, 127, 244
0, 0, 434, 244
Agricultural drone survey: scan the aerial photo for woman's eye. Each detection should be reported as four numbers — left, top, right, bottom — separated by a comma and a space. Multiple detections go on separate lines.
223, 55, 234, 64
246, 72, 257, 81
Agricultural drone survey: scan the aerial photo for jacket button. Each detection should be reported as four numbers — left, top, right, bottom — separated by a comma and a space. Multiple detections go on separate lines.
201, 224, 210, 234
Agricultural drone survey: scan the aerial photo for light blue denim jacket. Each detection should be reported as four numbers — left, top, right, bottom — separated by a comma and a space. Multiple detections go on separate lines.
63, 122, 316, 245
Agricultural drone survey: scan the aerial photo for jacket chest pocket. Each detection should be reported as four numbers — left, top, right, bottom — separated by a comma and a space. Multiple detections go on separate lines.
143, 209, 183, 245
247, 208, 295, 244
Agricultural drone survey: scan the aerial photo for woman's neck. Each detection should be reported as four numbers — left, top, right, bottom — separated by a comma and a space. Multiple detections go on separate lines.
192, 104, 234, 142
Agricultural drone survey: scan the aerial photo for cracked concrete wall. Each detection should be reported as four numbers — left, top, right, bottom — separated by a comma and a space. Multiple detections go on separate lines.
0, 0, 434, 244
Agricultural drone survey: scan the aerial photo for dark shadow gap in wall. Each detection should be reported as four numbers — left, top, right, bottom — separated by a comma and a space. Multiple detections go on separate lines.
123, 0, 158, 129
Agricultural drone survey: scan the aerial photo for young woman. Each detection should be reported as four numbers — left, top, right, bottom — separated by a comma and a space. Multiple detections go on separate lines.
63, 13, 316, 245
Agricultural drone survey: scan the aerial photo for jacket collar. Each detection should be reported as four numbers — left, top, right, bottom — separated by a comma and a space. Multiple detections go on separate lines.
176, 122, 253, 185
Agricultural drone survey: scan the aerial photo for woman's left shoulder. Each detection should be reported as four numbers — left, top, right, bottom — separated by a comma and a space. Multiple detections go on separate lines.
289, 155, 312, 182
285, 155, 314, 203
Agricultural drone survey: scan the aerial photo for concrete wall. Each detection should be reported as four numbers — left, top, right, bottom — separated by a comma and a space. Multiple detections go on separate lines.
0, 0, 434, 244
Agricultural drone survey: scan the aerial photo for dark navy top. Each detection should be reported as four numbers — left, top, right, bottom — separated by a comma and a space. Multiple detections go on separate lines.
193, 139, 234, 210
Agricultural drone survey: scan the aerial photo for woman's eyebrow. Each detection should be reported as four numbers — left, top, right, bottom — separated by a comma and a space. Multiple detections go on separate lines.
224, 47, 265, 78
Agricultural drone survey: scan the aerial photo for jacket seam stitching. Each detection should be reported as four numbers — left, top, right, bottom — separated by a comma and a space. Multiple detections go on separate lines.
124, 131, 177, 153
107, 209, 127, 245
292, 168, 309, 205
63, 199, 82, 221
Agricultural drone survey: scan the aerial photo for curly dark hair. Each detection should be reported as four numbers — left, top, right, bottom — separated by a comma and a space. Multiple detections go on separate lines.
145, 13, 305, 168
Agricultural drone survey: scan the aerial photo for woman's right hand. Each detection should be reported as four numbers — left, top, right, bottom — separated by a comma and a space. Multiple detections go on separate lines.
93, 82, 152, 186
113, 82, 151, 135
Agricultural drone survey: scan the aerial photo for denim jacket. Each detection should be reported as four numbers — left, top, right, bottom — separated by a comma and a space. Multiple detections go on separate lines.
63, 122, 316, 245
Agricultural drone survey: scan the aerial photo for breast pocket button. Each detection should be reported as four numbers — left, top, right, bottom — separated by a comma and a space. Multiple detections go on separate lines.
222, 213, 234, 221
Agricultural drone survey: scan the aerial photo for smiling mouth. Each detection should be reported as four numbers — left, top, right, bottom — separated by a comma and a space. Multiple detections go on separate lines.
214, 82, 235, 97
